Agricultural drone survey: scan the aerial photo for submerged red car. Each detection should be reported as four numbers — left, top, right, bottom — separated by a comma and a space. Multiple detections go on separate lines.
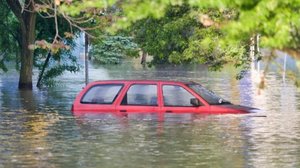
72, 80, 259, 114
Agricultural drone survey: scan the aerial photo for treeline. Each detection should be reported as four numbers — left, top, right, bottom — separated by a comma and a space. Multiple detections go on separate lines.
1, 0, 299, 89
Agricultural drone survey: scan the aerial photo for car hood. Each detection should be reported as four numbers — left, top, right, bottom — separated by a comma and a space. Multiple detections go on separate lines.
218, 104, 261, 113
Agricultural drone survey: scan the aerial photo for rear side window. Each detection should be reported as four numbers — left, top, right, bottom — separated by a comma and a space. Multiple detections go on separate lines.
81, 84, 123, 104
121, 84, 157, 106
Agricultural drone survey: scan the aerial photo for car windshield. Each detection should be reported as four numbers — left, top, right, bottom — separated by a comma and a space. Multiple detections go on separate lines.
187, 84, 231, 105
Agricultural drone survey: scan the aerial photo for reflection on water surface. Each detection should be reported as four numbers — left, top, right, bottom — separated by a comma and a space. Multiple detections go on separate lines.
0, 62, 300, 168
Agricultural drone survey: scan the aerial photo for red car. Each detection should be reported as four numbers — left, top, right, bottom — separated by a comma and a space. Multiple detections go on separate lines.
72, 80, 259, 114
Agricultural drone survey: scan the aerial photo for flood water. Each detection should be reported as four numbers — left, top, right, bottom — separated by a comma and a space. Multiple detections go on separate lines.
0, 60, 300, 168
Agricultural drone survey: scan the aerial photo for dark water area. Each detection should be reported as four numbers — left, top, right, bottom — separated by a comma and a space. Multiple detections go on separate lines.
1, 61, 300, 168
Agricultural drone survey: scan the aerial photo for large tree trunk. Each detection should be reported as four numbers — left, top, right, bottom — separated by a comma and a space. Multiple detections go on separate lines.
19, 14, 36, 89
6, 0, 36, 90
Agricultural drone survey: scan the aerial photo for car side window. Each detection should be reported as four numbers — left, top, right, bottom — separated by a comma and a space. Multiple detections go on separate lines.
81, 84, 123, 104
121, 84, 157, 106
163, 85, 196, 107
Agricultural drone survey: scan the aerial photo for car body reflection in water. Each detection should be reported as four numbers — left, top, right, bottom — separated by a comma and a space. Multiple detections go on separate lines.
74, 111, 204, 123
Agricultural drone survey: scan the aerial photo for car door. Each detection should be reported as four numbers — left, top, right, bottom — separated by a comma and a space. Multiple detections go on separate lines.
115, 83, 160, 113
161, 84, 209, 113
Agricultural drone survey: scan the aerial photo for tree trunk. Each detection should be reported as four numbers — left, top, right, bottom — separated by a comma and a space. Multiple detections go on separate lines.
37, 52, 51, 88
19, 30, 34, 89
6, 0, 36, 90
19, 17, 36, 90
141, 50, 147, 65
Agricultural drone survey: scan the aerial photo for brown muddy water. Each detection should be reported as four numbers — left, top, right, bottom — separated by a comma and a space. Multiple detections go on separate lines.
0, 62, 300, 168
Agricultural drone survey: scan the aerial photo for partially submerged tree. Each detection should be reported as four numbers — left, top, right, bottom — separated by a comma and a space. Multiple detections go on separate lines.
120, 0, 300, 82
34, 12, 81, 88
5, 0, 37, 89
190, 0, 300, 83
3, 0, 300, 89
4, 0, 114, 89
128, 4, 245, 71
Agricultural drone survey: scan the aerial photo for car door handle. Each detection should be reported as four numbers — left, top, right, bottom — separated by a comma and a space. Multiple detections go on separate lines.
166, 110, 172, 113
120, 110, 127, 112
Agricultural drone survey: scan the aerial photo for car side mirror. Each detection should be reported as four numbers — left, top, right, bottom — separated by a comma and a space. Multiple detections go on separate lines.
190, 98, 201, 107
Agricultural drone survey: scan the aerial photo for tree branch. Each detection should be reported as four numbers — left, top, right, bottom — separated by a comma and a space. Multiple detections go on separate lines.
5, 0, 23, 22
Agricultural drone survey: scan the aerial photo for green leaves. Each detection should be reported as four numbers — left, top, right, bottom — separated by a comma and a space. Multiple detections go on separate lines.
129, 3, 197, 64
2, 0, 299, 87
129, 3, 245, 71
90, 35, 139, 64
203, 0, 300, 50
38, 64, 80, 87
182, 28, 245, 71
0, 53, 8, 72
0, 1, 20, 72
59, 0, 117, 16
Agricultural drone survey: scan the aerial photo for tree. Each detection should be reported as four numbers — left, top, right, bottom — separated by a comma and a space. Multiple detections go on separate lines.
0, 1, 20, 72
190, 0, 300, 50
2, 0, 81, 88
3, 0, 113, 89
6, 0, 36, 89
119, 0, 300, 51
34, 13, 81, 88
120, 0, 300, 82
90, 35, 139, 64
128, 4, 245, 71
129, 4, 197, 64
4, 0, 300, 90
189, 0, 300, 83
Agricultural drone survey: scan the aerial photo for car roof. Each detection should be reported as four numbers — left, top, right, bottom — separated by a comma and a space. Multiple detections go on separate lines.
90, 79, 197, 85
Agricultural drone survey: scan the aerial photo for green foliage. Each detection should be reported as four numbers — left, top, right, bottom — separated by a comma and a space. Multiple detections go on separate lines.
60, 0, 117, 16
119, 0, 300, 73
109, 0, 174, 30
3, 0, 299, 86
33, 14, 81, 87
129, 3, 246, 70
190, 0, 300, 50
0, 0, 80, 86
0, 54, 8, 72
0, 0, 21, 71
34, 44, 80, 87
130, 4, 197, 64
90, 35, 139, 64
181, 29, 239, 70
189, 0, 300, 83
37, 64, 79, 87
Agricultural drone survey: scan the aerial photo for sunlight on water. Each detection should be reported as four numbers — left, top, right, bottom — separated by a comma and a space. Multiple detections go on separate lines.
0, 62, 300, 168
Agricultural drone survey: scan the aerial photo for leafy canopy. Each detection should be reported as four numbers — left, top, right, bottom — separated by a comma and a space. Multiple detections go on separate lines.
90, 35, 139, 64
128, 3, 246, 70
